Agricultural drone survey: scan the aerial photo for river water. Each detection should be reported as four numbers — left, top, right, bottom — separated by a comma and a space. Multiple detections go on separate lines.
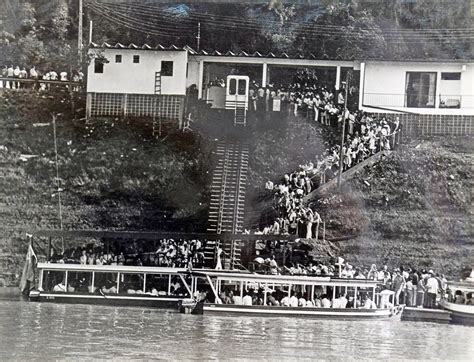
0, 299, 473, 360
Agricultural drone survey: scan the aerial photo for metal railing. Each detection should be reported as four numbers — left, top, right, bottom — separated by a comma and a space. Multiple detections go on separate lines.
0, 77, 83, 91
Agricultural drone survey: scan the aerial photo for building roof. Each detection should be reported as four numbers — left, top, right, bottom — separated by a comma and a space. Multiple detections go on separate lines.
89, 42, 473, 63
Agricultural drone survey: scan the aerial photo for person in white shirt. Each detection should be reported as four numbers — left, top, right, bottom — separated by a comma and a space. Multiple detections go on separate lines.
339, 294, 348, 308
363, 296, 377, 309
289, 293, 299, 307
425, 271, 439, 309
232, 294, 243, 305
305, 299, 314, 307
242, 293, 253, 306
321, 295, 331, 308
298, 296, 306, 307
332, 295, 342, 308
60, 71, 68, 81
49, 70, 58, 81
280, 295, 290, 307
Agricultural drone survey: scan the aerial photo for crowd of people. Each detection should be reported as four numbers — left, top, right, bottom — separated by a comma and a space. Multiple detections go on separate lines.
1, 64, 84, 90
50, 238, 207, 269
260, 113, 400, 240
247, 256, 459, 309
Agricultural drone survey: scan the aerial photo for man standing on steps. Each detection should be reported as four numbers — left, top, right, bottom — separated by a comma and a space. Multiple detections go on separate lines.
215, 244, 223, 270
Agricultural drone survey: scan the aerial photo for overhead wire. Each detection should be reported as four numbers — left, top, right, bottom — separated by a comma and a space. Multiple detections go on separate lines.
92, 2, 474, 42
87, 1, 474, 44
98, 0, 474, 36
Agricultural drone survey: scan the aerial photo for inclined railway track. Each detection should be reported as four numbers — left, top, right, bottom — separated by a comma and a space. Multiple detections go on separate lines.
206, 141, 249, 268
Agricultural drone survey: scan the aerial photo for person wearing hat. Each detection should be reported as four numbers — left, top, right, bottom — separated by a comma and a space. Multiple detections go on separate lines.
425, 270, 439, 308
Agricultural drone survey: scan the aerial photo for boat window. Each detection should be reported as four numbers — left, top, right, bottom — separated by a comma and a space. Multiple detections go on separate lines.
67, 271, 93, 293
43, 270, 66, 292
145, 274, 170, 296
119, 273, 145, 294
229, 78, 236, 95
169, 276, 190, 297
237, 79, 247, 95
95, 272, 118, 294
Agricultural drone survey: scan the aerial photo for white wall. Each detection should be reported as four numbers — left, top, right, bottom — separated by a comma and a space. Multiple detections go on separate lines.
87, 49, 188, 95
186, 60, 200, 88
361, 61, 474, 115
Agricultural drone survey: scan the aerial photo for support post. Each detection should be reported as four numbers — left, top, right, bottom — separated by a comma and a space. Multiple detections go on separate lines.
337, 71, 351, 189
335, 65, 341, 91
197, 60, 204, 99
78, 0, 83, 62
88, 20, 93, 44
262, 63, 268, 88
47, 237, 52, 262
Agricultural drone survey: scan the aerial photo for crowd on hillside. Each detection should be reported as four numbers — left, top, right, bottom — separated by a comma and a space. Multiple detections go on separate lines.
1, 64, 84, 90
49, 238, 207, 269
261, 114, 400, 240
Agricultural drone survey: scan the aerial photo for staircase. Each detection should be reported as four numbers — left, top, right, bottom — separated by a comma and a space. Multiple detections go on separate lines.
234, 103, 247, 126
205, 141, 249, 269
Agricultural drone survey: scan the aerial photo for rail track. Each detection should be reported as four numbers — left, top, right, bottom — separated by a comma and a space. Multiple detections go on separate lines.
205, 141, 249, 269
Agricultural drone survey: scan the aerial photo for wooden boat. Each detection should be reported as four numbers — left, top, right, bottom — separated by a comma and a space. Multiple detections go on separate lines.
192, 271, 404, 320
29, 263, 194, 309
439, 280, 474, 326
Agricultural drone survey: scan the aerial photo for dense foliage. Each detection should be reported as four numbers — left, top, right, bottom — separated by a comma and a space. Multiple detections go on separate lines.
1, 0, 472, 71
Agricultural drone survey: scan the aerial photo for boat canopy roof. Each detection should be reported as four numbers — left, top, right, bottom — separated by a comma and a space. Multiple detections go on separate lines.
192, 270, 380, 288
448, 281, 474, 293
37, 262, 187, 275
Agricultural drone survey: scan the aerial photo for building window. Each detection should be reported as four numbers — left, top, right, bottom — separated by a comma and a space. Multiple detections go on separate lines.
161, 61, 173, 76
133, 55, 140, 64
440, 72, 461, 108
94, 59, 104, 73
441, 72, 461, 81
237, 79, 246, 95
115, 54, 122, 63
405, 72, 436, 108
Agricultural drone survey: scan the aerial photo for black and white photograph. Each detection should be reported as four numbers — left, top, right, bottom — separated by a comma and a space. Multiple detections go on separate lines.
0, 0, 473, 359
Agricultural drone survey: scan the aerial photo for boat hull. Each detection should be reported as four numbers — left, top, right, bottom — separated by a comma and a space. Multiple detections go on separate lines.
203, 304, 403, 320
439, 300, 474, 326
33, 292, 184, 310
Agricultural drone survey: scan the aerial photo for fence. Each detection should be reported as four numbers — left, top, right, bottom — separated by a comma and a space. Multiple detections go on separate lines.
0, 77, 83, 91
86, 92, 185, 125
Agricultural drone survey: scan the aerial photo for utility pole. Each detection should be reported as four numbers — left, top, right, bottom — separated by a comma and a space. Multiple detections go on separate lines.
78, 0, 83, 62
89, 20, 93, 44
196, 22, 201, 52
52, 114, 64, 253
337, 70, 352, 189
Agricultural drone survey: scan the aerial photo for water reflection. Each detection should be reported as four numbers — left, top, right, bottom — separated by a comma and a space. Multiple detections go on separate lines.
0, 300, 473, 359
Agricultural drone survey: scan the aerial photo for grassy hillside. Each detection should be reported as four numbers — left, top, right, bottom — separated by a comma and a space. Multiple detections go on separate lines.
0, 92, 212, 285
308, 138, 473, 278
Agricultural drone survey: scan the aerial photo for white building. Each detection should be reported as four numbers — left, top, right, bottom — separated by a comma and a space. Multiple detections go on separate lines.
360, 60, 473, 115
86, 43, 192, 127
86, 43, 474, 136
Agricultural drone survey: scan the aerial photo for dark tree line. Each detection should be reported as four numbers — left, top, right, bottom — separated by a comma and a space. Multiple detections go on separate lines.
1, 0, 472, 71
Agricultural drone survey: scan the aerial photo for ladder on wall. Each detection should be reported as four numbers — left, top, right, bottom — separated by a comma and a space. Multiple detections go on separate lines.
153, 72, 161, 137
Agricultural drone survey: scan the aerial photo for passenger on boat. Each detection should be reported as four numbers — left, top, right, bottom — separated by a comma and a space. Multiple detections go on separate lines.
321, 295, 331, 308
362, 295, 377, 309
267, 293, 280, 306
242, 292, 253, 306
53, 281, 66, 292
232, 292, 243, 305
392, 269, 405, 306
454, 290, 465, 304
298, 293, 306, 307
466, 292, 473, 305
331, 294, 341, 308
289, 292, 299, 307
281, 295, 290, 307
